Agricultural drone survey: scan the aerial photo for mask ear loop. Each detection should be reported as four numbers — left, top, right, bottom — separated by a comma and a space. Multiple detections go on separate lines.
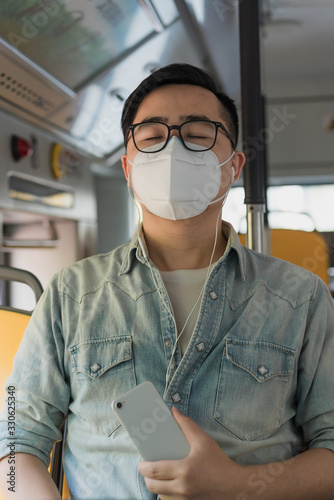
207, 152, 235, 207
127, 157, 148, 207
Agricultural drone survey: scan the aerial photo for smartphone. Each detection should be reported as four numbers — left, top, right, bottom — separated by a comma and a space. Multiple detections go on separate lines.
111, 381, 190, 461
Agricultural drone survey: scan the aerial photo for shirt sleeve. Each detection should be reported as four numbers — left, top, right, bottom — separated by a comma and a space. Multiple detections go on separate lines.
0, 273, 70, 468
295, 274, 334, 453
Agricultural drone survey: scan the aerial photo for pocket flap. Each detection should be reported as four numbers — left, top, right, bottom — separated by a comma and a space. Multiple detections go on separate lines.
69, 336, 132, 379
225, 339, 295, 382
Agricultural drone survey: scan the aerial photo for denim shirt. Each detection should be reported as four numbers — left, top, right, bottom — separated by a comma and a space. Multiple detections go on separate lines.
1, 222, 334, 500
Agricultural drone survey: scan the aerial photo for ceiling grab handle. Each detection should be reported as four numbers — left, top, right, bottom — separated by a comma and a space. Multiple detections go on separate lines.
239, 1, 267, 253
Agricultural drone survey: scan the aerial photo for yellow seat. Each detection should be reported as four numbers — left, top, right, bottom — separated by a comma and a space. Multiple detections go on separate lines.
0, 266, 69, 499
238, 229, 330, 286
0, 310, 30, 410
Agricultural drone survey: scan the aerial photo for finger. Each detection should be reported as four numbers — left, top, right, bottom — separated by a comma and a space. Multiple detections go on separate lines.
144, 477, 178, 497
171, 407, 206, 445
139, 459, 179, 480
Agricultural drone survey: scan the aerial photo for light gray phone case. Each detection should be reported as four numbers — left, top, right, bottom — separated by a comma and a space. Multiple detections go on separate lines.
112, 381, 190, 461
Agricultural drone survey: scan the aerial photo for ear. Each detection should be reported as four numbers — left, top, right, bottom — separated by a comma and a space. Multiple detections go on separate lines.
231, 151, 246, 183
121, 154, 129, 181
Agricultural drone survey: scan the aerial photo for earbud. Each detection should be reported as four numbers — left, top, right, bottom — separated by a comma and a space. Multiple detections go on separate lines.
231, 166, 235, 184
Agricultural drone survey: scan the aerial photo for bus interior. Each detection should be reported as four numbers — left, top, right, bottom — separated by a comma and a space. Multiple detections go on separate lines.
0, 1, 334, 497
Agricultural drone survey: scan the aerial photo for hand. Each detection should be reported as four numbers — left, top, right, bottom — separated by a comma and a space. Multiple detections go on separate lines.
139, 407, 245, 499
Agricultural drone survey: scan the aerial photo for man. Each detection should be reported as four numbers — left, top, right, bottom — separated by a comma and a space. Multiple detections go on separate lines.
1, 63, 334, 500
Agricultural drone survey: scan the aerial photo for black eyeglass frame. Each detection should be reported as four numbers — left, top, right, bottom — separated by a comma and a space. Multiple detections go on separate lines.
127, 119, 236, 153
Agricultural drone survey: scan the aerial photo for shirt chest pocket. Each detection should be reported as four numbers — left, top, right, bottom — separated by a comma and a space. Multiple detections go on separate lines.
69, 336, 136, 436
214, 339, 296, 441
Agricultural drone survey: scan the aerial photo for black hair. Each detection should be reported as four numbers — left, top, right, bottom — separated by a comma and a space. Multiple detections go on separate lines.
121, 63, 239, 148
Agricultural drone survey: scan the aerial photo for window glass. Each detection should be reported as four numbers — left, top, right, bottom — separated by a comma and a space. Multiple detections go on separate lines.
0, 0, 156, 90
224, 185, 334, 233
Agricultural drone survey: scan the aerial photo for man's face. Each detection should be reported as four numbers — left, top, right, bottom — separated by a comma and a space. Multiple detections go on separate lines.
121, 83, 244, 210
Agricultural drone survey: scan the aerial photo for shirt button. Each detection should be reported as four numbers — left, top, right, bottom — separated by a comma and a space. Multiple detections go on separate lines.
171, 392, 181, 403
209, 291, 218, 300
165, 340, 172, 347
195, 342, 205, 352
258, 365, 268, 376
90, 362, 101, 373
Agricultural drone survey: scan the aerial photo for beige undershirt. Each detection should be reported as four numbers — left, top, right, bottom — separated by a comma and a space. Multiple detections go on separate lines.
159, 266, 213, 356
138, 225, 216, 356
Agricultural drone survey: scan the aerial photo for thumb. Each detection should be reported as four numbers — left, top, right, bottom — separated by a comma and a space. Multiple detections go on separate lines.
171, 407, 205, 445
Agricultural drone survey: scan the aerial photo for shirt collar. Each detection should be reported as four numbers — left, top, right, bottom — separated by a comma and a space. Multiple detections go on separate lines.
220, 221, 246, 282
119, 224, 147, 275
119, 221, 246, 282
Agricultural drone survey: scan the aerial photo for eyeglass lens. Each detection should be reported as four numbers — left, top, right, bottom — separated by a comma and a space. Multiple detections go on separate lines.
133, 121, 217, 152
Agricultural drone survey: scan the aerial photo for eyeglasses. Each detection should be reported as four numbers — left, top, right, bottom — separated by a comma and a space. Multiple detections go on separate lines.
127, 120, 235, 153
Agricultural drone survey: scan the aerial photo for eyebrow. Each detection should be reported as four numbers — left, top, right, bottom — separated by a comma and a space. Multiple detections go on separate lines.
137, 116, 168, 124
136, 114, 214, 124
179, 114, 212, 122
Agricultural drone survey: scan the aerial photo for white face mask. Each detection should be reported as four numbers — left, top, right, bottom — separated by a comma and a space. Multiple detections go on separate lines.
128, 137, 235, 220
